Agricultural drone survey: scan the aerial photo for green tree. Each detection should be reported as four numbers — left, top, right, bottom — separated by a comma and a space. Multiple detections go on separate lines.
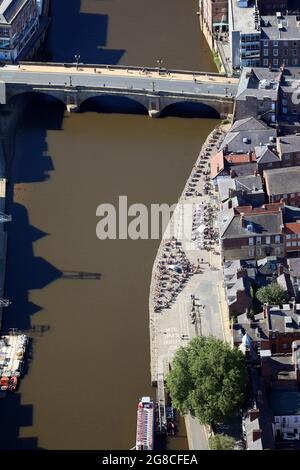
166, 336, 247, 426
208, 433, 236, 450
256, 282, 288, 306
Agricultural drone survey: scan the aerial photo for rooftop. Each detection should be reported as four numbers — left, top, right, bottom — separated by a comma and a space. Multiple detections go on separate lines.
264, 166, 300, 196
261, 14, 300, 41
219, 205, 283, 238
230, 0, 258, 34
277, 134, 300, 154
270, 390, 300, 416
0, 0, 28, 24
236, 68, 281, 102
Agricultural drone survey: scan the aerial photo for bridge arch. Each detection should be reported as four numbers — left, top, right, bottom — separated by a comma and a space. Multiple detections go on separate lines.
160, 101, 221, 119
7, 90, 67, 108
78, 94, 149, 115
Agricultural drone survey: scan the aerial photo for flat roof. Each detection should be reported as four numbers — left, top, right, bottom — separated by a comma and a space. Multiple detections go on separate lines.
264, 166, 300, 196
270, 391, 300, 416
231, 0, 258, 33
0, 0, 28, 25
261, 15, 300, 41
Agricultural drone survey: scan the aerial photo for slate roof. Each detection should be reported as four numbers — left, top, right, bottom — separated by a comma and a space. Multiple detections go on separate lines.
219, 208, 283, 238
255, 145, 280, 164
277, 134, 300, 154
264, 166, 300, 195
261, 15, 300, 41
0, 0, 28, 24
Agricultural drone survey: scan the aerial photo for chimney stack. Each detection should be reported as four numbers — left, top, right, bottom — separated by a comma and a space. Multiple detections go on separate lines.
277, 264, 284, 276
263, 303, 270, 319
241, 212, 245, 227
252, 429, 262, 442
249, 409, 260, 422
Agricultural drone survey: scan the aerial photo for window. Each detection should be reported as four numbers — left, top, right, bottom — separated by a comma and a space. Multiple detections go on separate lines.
292, 234, 297, 239
287, 242, 292, 247
273, 41, 278, 47
275, 235, 281, 244
263, 58, 269, 66
291, 193, 295, 198
264, 49, 269, 56
257, 237, 261, 245
249, 238, 254, 246
283, 343, 288, 349
282, 107, 288, 114
273, 49, 278, 57
293, 49, 298, 56
257, 247, 262, 256
294, 42, 298, 47
266, 236, 271, 244
282, 417, 287, 427
275, 247, 281, 255
285, 155, 290, 160
249, 248, 254, 257
292, 241, 297, 246
282, 99, 288, 105
264, 40, 268, 47
298, 241, 300, 246
295, 417, 299, 423
273, 59, 279, 66
293, 58, 299, 65
287, 234, 291, 239
284, 49, 288, 56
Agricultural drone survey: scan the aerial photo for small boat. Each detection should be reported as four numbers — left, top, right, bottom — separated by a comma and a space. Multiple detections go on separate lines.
0, 377, 9, 391
9, 377, 18, 392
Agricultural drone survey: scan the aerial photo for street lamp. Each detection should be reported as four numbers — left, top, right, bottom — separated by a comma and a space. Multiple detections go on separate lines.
75, 54, 80, 71
156, 58, 163, 73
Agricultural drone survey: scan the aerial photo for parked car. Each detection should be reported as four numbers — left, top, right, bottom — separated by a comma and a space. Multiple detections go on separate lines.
282, 432, 300, 441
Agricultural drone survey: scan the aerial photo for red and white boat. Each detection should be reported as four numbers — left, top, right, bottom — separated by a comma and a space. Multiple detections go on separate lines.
135, 397, 154, 450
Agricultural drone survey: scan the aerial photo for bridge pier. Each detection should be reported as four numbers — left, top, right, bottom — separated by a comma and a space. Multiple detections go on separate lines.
66, 91, 79, 113
148, 95, 161, 118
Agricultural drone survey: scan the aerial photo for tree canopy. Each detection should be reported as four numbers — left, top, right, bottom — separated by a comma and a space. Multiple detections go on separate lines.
256, 282, 288, 306
166, 336, 247, 426
208, 433, 236, 450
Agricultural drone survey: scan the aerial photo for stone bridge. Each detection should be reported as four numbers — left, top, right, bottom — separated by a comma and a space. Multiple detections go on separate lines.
0, 62, 239, 118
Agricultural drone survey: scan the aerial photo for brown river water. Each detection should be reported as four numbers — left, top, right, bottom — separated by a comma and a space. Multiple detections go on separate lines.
0, 0, 218, 449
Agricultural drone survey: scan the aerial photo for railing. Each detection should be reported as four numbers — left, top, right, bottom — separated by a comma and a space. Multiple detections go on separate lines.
19, 61, 229, 78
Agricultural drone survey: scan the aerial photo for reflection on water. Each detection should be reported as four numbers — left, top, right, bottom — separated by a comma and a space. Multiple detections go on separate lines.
0, 0, 218, 449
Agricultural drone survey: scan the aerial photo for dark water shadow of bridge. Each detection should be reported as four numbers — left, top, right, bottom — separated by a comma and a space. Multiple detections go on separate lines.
160, 102, 221, 119
37, 0, 125, 64
0, 95, 100, 449
79, 95, 148, 115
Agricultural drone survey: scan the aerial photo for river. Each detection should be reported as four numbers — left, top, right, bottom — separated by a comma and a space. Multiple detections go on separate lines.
0, 0, 218, 450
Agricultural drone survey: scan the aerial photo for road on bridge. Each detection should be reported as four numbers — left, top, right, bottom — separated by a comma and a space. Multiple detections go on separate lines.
0, 63, 239, 98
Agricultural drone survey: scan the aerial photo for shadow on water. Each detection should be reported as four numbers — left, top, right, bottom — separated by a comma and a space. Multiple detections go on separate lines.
79, 95, 148, 115
40, 0, 125, 64
0, 96, 98, 449
160, 102, 221, 119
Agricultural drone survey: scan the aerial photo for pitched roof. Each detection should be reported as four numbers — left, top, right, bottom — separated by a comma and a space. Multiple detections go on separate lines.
230, 117, 269, 133
219, 207, 283, 239
285, 223, 300, 234
225, 152, 257, 165
255, 145, 280, 164
210, 150, 225, 179
277, 134, 300, 154
220, 128, 277, 154
264, 166, 300, 196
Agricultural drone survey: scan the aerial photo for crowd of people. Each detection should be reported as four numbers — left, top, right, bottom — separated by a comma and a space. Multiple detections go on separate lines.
153, 238, 197, 313
152, 127, 225, 313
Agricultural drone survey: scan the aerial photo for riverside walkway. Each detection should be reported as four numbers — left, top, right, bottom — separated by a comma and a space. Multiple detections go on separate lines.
149, 122, 232, 448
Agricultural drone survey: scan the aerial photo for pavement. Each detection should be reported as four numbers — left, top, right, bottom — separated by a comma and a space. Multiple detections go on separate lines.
149, 122, 232, 449
0, 63, 239, 98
